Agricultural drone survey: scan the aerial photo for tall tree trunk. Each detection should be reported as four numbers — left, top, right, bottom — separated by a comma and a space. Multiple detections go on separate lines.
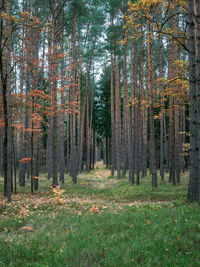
187, 0, 199, 202
130, 40, 135, 184
110, 52, 115, 176
69, 0, 78, 183
195, 0, 200, 204
114, 55, 121, 179
147, 19, 157, 188
52, 0, 58, 187
18, 0, 26, 186
46, 5, 53, 180
59, 26, 65, 184
159, 35, 164, 182
122, 28, 128, 177
133, 38, 140, 185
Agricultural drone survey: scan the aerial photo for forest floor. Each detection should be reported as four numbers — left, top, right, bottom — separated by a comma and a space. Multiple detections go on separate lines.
0, 162, 200, 267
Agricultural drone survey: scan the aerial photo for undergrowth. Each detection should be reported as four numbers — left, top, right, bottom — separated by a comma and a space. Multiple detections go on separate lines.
0, 163, 199, 266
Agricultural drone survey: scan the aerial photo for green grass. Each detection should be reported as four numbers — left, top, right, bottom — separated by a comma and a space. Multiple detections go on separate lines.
0, 164, 199, 266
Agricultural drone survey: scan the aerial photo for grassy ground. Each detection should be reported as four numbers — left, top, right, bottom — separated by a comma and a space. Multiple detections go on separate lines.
0, 162, 199, 266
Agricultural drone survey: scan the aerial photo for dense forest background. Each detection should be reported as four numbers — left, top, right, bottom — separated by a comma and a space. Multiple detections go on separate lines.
0, 0, 199, 204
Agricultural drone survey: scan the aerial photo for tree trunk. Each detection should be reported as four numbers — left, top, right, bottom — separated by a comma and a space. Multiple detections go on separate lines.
52, 0, 58, 187
187, 0, 199, 202
147, 19, 157, 188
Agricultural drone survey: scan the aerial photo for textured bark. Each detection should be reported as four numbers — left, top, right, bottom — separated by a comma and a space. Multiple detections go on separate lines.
147, 20, 157, 188
159, 35, 164, 182
0, 131, 3, 176
134, 38, 140, 185
77, 27, 88, 172
32, 6, 40, 191
139, 32, 145, 178
187, 0, 199, 202
46, 7, 53, 180
122, 31, 129, 177
114, 55, 121, 179
195, 0, 200, 204
59, 27, 65, 184
110, 52, 115, 176
168, 20, 176, 185
51, 0, 58, 187
1, 0, 12, 201
69, 1, 78, 184
18, 0, 26, 186
122, 28, 128, 177
130, 40, 135, 184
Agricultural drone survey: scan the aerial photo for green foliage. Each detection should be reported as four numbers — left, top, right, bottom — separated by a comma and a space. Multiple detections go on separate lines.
0, 199, 199, 266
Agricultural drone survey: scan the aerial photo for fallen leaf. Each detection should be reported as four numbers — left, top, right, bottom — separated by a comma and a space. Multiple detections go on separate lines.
90, 205, 99, 214
146, 220, 151, 225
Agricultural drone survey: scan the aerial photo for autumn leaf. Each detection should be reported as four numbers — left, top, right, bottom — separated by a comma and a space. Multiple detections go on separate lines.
19, 158, 32, 163
90, 205, 99, 214
66, 228, 70, 233
146, 220, 151, 225
177, 236, 180, 241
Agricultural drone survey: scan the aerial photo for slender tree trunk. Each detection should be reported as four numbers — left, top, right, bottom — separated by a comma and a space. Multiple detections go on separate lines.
159, 35, 165, 182
122, 28, 128, 177
147, 19, 157, 188
130, 40, 135, 184
59, 27, 65, 184
52, 0, 58, 187
114, 55, 121, 179
133, 38, 140, 185
110, 52, 115, 176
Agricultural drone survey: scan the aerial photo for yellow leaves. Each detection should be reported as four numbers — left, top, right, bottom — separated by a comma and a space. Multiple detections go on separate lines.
120, 39, 128, 46
131, 97, 139, 106
45, 22, 52, 27
11, 16, 19, 24
52, 186, 65, 205
182, 143, 190, 151
179, 131, 190, 136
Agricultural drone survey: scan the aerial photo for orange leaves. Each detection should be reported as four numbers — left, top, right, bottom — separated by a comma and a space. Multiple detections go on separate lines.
19, 207, 29, 219
146, 219, 151, 225
11, 123, 24, 130
28, 89, 49, 99
0, 119, 5, 129
22, 225, 34, 232
19, 158, 32, 163
89, 205, 99, 214
32, 176, 40, 180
